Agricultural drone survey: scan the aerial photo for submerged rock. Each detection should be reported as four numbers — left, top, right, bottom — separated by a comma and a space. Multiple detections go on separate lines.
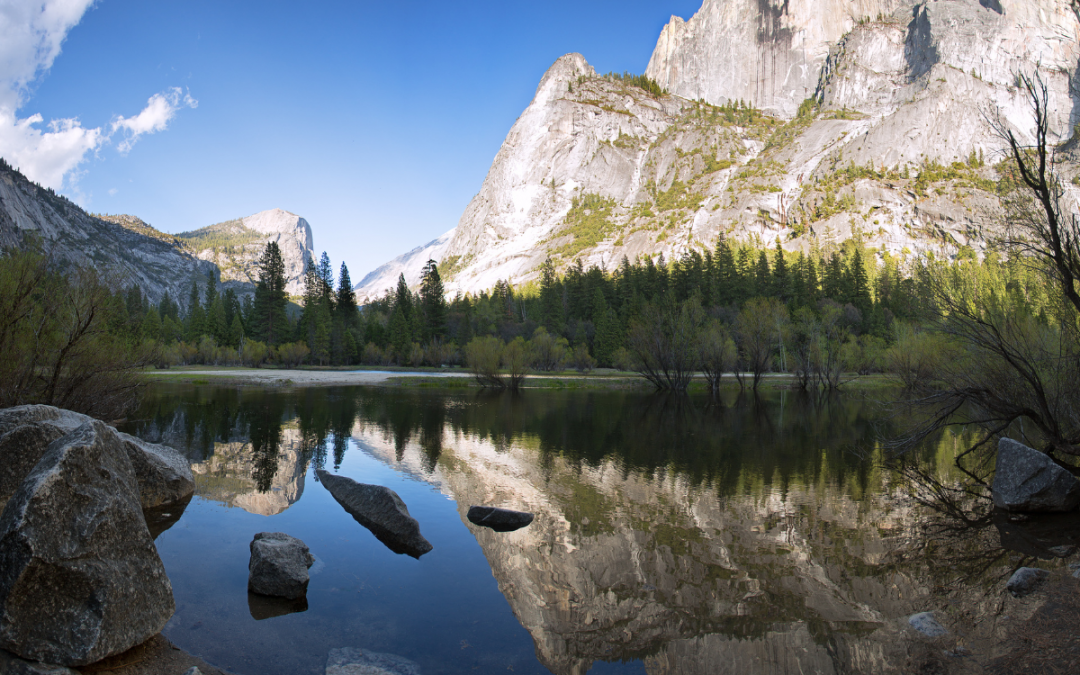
0, 420, 175, 666
248, 532, 315, 600
908, 612, 947, 638
317, 470, 432, 558
0, 649, 80, 674
991, 438, 1080, 513
1006, 567, 1050, 597
467, 505, 534, 532
248, 591, 308, 621
0, 405, 193, 512
325, 647, 420, 675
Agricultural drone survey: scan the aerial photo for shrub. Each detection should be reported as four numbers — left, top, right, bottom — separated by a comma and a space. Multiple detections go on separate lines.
464, 336, 504, 387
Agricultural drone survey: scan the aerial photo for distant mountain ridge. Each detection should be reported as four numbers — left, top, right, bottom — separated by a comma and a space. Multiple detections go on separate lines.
0, 161, 315, 304
356, 0, 1080, 301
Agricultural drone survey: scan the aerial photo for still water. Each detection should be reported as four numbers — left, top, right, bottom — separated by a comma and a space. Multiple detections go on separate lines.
120, 384, 1077, 675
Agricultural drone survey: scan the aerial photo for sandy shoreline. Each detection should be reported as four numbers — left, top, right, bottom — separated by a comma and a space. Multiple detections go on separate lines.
142, 368, 470, 386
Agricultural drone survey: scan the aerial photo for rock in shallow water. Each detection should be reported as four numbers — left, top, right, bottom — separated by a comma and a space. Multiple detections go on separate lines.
1006, 567, 1050, 597
248, 532, 315, 600
991, 438, 1080, 513
466, 505, 534, 532
908, 612, 947, 638
0, 405, 194, 512
0, 420, 175, 666
316, 470, 432, 558
326, 647, 420, 675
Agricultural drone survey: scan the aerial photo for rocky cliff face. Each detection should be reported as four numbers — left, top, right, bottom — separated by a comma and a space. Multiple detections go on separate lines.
0, 160, 317, 303
179, 208, 315, 297
359, 0, 1080, 300
0, 165, 215, 304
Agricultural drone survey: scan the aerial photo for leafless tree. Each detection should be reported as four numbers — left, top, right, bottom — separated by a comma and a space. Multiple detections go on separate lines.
891, 70, 1080, 459
626, 297, 704, 392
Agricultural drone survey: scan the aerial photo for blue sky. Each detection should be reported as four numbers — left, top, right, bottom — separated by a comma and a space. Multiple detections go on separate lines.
2, 0, 703, 278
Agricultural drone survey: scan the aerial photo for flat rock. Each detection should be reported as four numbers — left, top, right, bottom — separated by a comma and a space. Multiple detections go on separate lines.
0, 405, 193, 512
317, 470, 432, 558
0, 649, 79, 674
326, 647, 420, 675
1006, 567, 1050, 597
0, 421, 175, 666
908, 612, 947, 638
248, 532, 314, 600
991, 438, 1080, 513
467, 506, 534, 532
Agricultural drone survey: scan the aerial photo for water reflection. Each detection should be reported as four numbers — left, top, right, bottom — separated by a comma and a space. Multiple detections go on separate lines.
124, 385, 1077, 675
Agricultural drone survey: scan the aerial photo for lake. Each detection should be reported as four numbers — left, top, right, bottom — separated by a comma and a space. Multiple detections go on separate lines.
120, 383, 1077, 675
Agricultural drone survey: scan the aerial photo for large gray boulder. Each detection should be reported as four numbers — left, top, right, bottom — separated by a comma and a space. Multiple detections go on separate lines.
0, 649, 80, 674
0, 406, 84, 512
316, 470, 432, 558
248, 532, 315, 600
466, 505, 534, 532
326, 647, 420, 675
0, 421, 175, 666
991, 438, 1080, 513
0, 405, 194, 511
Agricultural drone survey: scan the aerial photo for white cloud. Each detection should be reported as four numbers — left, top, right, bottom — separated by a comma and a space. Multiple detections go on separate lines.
107, 187, 116, 196
0, 107, 100, 189
0, 0, 95, 111
112, 87, 197, 154
0, 1, 196, 190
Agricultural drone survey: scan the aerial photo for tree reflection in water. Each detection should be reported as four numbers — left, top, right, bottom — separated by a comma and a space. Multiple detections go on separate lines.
122, 383, 1080, 674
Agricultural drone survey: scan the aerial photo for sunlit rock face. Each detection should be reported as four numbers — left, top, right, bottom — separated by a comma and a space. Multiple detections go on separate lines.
187, 429, 307, 516
361, 0, 1080, 300
0, 167, 215, 304
187, 208, 315, 296
646, 0, 908, 119
349, 421, 1006, 675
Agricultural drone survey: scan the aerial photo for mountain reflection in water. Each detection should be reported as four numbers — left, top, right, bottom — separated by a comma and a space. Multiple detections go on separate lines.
123, 385, 1078, 675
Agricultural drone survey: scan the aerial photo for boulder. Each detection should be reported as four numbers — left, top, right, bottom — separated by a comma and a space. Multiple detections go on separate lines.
0, 406, 84, 511
991, 438, 1080, 513
0, 650, 80, 674
0, 405, 194, 512
0, 421, 175, 666
466, 506, 534, 532
116, 432, 195, 509
317, 470, 432, 558
908, 612, 947, 638
248, 532, 315, 600
326, 647, 420, 675
1006, 567, 1050, 597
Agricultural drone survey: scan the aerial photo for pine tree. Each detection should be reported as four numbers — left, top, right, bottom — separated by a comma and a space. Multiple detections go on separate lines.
539, 257, 563, 333
772, 238, 790, 301
592, 288, 620, 367
252, 242, 288, 345
140, 307, 162, 341
336, 262, 359, 329
419, 259, 447, 342
850, 248, 872, 315
184, 278, 205, 342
